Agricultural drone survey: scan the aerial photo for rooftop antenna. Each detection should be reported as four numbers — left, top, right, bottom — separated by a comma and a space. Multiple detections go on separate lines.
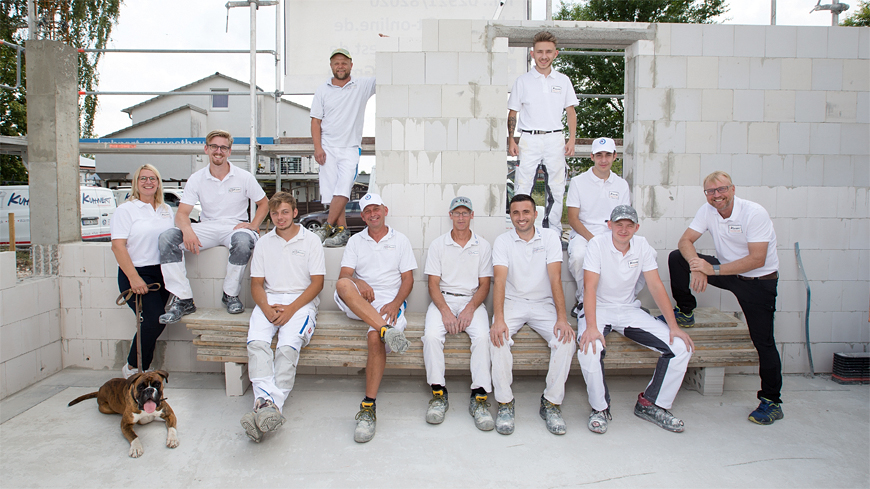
810, 0, 850, 26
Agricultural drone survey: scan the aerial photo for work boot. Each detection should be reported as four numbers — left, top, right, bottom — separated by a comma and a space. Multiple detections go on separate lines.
571, 302, 583, 318
468, 393, 495, 431
748, 397, 784, 425
159, 296, 196, 324
379, 325, 410, 354
222, 292, 245, 314
354, 401, 377, 443
634, 392, 685, 432
240, 397, 271, 443
539, 395, 567, 435
426, 388, 448, 425
255, 398, 285, 433
324, 226, 351, 248
313, 223, 334, 243
588, 408, 612, 434
656, 308, 695, 327
495, 399, 515, 435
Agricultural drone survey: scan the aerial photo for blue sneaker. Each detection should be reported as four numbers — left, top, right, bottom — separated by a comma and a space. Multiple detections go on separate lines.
656, 308, 695, 327
748, 398, 784, 425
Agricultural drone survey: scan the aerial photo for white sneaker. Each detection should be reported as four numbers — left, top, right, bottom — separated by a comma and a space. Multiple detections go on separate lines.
122, 364, 137, 379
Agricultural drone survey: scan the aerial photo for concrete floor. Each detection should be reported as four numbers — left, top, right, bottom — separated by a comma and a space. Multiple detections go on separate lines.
1, 368, 868, 489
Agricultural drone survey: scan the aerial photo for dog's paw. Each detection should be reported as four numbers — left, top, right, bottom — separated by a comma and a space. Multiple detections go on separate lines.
166, 427, 179, 449
129, 438, 144, 458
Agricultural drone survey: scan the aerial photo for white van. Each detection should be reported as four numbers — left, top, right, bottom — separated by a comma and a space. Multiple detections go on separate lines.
0, 186, 116, 244
112, 187, 201, 222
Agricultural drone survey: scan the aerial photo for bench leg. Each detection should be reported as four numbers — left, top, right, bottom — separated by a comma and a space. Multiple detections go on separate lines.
683, 367, 725, 396
225, 362, 251, 397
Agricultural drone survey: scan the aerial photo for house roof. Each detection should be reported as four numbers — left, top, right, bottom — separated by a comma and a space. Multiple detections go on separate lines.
121, 72, 309, 114
102, 104, 208, 138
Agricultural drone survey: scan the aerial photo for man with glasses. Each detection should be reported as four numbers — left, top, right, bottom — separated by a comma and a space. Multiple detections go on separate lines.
310, 48, 376, 248
664, 171, 783, 425
422, 197, 494, 431
158, 129, 268, 322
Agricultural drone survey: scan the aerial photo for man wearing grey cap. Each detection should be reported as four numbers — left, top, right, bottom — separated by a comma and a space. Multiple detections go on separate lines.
310, 48, 376, 247
577, 205, 694, 435
422, 196, 495, 431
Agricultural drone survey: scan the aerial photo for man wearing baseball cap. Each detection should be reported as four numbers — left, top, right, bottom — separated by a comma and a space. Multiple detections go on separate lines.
334, 193, 417, 443
565, 136, 632, 319
422, 196, 495, 431
577, 205, 694, 434
310, 48, 376, 247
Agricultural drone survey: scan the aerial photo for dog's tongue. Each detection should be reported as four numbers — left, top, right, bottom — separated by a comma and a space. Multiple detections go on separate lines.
144, 400, 157, 413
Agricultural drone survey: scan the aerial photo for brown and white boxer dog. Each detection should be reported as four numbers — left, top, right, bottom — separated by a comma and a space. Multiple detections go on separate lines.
68, 370, 178, 458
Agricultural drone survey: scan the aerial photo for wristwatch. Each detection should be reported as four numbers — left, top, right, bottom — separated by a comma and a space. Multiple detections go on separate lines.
713, 264, 720, 276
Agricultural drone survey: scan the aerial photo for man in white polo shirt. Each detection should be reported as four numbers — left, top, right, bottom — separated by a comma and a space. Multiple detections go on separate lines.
158, 129, 268, 323
490, 194, 576, 436
310, 48, 376, 248
507, 31, 578, 232
240, 192, 325, 443
422, 196, 494, 431
566, 136, 632, 318
665, 171, 783, 425
334, 193, 416, 443
577, 205, 694, 434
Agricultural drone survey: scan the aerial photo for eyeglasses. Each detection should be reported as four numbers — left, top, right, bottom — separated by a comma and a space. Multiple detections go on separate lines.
703, 185, 732, 196
138, 176, 158, 182
207, 144, 231, 152
451, 211, 471, 218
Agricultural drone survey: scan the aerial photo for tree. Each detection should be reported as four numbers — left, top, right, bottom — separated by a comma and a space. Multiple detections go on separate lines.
841, 1, 870, 26
554, 0, 728, 176
1, 0, 122, 183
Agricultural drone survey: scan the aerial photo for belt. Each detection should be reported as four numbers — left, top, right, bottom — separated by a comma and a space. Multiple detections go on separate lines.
738, 271, 778, 281
442, 291, 470, 297
520, 129, 561, 135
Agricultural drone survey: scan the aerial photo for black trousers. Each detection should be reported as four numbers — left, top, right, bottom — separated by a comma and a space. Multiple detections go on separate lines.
667, 250, 782, 403
118, 265, 170, 370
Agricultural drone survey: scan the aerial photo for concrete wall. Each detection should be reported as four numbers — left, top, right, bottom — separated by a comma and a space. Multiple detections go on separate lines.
623, 23, 869, 373
0, 252, 62, 399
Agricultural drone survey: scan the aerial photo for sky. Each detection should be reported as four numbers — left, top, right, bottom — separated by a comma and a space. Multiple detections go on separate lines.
90, 0, 842, 171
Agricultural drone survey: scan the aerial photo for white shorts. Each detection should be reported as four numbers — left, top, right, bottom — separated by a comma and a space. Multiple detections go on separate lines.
247, 293, 317, 351
319, 146, 360, 202
333, 288, 408, 334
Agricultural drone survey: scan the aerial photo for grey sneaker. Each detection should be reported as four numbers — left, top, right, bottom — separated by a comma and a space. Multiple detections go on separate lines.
222, 292, 244, 314
570, 302, 583, 318
588, 408, 612, 434
158, 296, 196, 324
495, 399, 515, 435
469, 393, 495, 431
380, 325, 410, 354
539, 395, 567, 435
255, 399, 285, 433
313, 223, 334, 243
634, 392, 684, 432
240, 411, 262, 442
354, 401, 377, 443
426, 389, 448, 425
324, 226, 350, 248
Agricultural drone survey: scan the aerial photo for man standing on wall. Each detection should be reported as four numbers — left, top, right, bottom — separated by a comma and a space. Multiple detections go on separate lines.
310, 48, 376, 248
665, 171, 783, 425
507, 31, 578, 232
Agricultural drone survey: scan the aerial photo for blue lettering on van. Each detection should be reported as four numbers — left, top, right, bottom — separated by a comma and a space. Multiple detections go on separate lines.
7, 192, 29, 206
82, 194, 113, 205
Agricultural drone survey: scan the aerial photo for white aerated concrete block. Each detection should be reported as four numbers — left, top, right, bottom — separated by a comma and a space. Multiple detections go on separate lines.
392, 53, 425, 85
808, 123, 841, 155
794, 90, 826, 123
792, 155, 824, 186
747, 123, 779, 155
749, 58, 781, 90
701, 89, 733, 122
457, 118, 498, 151
375, 117, 391, 151
827, 26, 860, 59
470, 20, 486, 53
702, 25, 733, 57
490, 52, 509, 86
654, 121, 686, 153
439, 20, 471, 52
670, 24, 702, 56
425, 52, 458, 85
841, 124, 870, 156
718, 58, 750, 90
399, 37, 422, 52
779, 123, 810, 155
795, 26, 828, 58
458, 52, 489, 86
475, 152, 507, 186
376, 150, 407, 185
409, 151, 442, 185
822, 155, 854, 187
672, 89, 702, 122
475, 85, 507, 119
763, 90, 795, 122
686, 57, 719, 89
422, 19, 439, 51
780, 58, 812, 91
861, 28, 870, 59
376, 35, 399, 53
423, 184, 456, 218
408, 85, 441, 118
441, 85, 474, 119
654, 56, 687, 88
761, 155, 790, 187
719, 122, 747, 154
732, 90, 764, 122
766, 26, 797, 58
673, 153, 701, 186
842, 59, 870, 92
826, 91, 858, 122
730, 154, 762, 186
634, 56, 655, 89
636, 88, 667, 121
811, 59, 843, 91
734, 25, 766, 58
441, 151, 475, 185
424, 119, 456, 152
377, 85, 409, 118
685, 122, 718, 154
376, 52, 392, 85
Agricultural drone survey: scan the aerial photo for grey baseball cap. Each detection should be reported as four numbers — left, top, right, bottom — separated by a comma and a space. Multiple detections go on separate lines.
449, 196, 473, 212
610, 204, 638, 223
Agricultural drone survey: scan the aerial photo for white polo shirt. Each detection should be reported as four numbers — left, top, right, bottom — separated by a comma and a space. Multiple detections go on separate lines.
507, 68, 578, 131
424, 231, 493, 297
250, 226, 326, 303
311, 76, 376, 148
111, 199, 174, 267
492, 227, 562, 304
181, 163, 266, 222
584, 233, 657, 306
689, 197, 779, 277
566, 169, 631, 239
341, 226, 417, 300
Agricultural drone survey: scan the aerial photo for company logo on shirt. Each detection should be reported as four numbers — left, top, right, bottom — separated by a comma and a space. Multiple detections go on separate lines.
551, 86, 562, 94
628, 259, 639, 268
384, 244, 396, 250
609, 191, 619, 199
160, 211, 171, 219
228, 187, 242, 193
728, 225, 743, 234
533, 246, 545, 253
468, 250, 479, 255
291, 249, 306, 257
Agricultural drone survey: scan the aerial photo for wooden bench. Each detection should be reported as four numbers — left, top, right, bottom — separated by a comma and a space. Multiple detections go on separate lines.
184, 307, 758, 396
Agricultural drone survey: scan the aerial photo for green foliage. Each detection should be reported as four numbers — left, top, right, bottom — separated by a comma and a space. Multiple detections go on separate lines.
841, 1, 870, 26
1, 1, 28, 183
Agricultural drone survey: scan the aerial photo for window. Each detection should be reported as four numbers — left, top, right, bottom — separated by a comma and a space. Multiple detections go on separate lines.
280, 157, 302, 174
211, 88, 229, 110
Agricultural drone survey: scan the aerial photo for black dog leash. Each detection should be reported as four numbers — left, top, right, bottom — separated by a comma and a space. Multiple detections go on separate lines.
116, 283, 161, 374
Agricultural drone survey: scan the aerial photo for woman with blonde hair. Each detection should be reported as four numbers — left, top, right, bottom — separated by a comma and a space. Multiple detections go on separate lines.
111, 164, 174, 378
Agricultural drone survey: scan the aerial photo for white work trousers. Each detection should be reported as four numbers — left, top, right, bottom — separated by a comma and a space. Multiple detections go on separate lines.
422, 294, 492, 392
514, 132, 567, 232
577, 305, 691, 411
490, 299, 576, 405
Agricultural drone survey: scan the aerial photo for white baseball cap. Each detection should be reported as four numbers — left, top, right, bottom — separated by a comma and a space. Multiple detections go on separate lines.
591, 137, 616, 154
360, 193, 385, 211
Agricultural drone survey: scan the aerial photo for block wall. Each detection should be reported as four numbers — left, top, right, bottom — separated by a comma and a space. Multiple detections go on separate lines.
0, 251, 62, 400
623, 24, 870, 373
